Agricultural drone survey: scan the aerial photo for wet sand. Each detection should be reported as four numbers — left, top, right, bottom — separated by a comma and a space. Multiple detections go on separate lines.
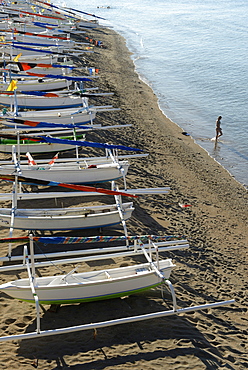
0, 26, 247, 369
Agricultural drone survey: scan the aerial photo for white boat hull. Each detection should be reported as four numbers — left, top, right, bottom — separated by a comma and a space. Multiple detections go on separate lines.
1, 107, 96, 125
0, 94, 84, 109
0, 260, 174, 304
0, 45, 73, 57
0, 140, 83, 154
13, 35, 75, 47
1, 54, 60, 63
0, 160, 129, 184
0, 202, 134, 230
14, 67, 74, 75
0, 78, 72, 92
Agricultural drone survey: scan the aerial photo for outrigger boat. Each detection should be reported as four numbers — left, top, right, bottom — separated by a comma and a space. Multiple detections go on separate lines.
0, 84, 113, 110
0, 234, 177, 304
0, 234, 235, 342
1, 51, 73, 64
0, 103, 119, 126
0, 151, 131, 184
0, 40, 90, 57
0, 146, 137, 232
0, 21, 85, 38
0, 134, 143, 183
0, 91, 89, 110
0, 177, 170, 263
0, 77, 73, 92
0, 177, 170, 234
0, 254, 175, 305
7, 34, 78, 48
0, 119, 131, 153
0, 202, 135, 231
0, 132, 86, 154
0, 119, 131, 154
0, 59, 76, 76
0, 171, 170, 231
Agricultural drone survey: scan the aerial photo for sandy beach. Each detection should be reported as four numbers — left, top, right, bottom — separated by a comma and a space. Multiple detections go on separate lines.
0, 24, 247, 370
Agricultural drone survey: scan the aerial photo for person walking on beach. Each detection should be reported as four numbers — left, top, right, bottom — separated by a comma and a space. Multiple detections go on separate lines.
215, 116, 223, 141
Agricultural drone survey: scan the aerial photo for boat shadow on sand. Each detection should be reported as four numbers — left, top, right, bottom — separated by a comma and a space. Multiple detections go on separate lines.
14, 290, 237, 370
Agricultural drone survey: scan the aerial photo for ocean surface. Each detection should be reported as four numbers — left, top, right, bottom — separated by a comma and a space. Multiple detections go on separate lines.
66, 0, 248, 187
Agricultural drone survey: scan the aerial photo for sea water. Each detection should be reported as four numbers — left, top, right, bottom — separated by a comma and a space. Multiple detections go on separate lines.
66, 0, 248, 187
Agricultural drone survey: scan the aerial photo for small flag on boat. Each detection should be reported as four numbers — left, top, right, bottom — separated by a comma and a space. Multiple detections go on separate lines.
13, 53, 22, 62
26, 152, 37, 166
6, 80, 17, 91
48, 152, 59, 166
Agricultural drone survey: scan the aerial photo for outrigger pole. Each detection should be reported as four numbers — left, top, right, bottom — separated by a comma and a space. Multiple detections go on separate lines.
0, 297, 235, 342
0, 235, 235, 342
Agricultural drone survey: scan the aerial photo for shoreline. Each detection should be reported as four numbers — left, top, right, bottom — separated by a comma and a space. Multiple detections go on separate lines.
117, 29, 248, 189
156, 97, 247, 190
0, 24, 247, 369
134, 57, 248, 190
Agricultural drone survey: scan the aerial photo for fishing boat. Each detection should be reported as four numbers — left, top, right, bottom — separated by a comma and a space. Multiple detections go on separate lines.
0, 202, 134, 231
0, 133, 139, 184
0, 148, 136, 233
0, 28, 74, 43
0, 77, 73, 92
0, 43, 76, 57
0, 237, 179, 303
0, 119, 132, 153
0, 99, 121, 126
0, 91, 88, 110
0, 259, 175, 304
1, 51, 72, 64
1, 52, 60, 63
10, 34, 77, 48
1, 21, 79, 36
0, 234, 235, 342
0, 156, 130, 184
0, 107, 96, 126
0, 59, 76, 75
0, 165, 136, 233
0, 172, 170, 258
0, 132, 86, 154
